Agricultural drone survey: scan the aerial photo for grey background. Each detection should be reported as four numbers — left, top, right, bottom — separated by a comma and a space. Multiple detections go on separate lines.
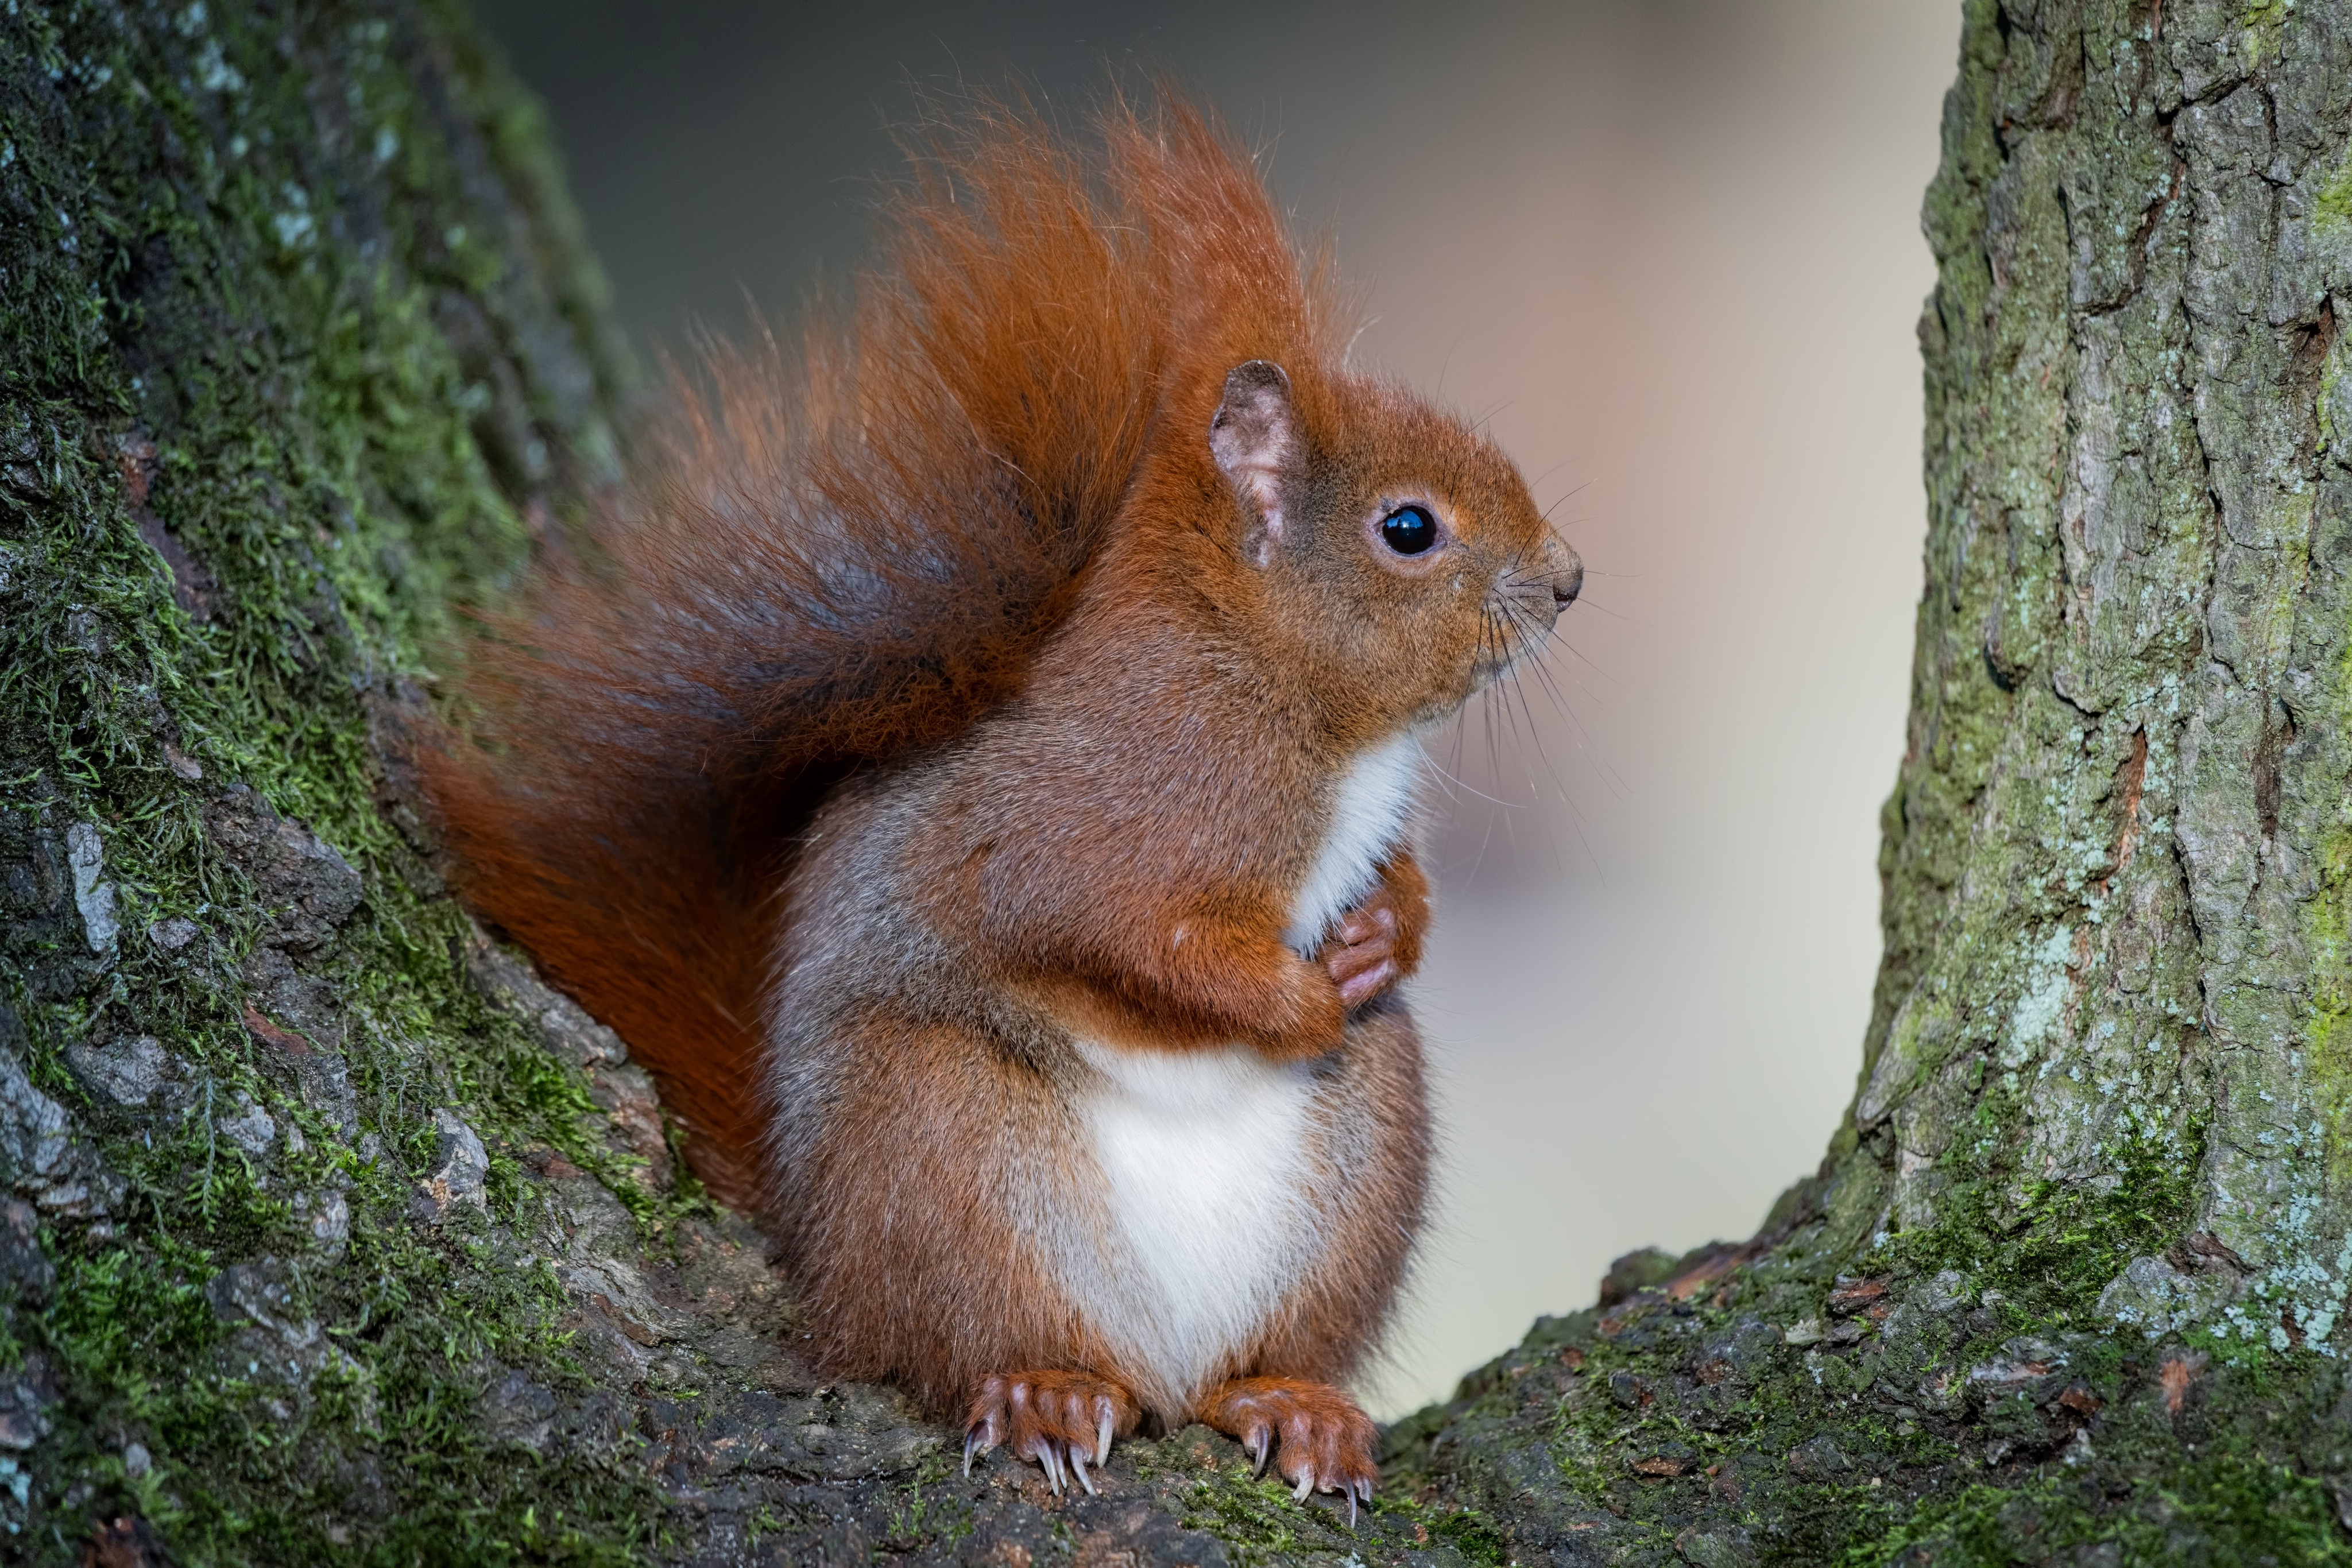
474, 0, 1959, 1414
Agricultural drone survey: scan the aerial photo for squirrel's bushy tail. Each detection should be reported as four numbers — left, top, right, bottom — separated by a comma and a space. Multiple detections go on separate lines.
421, 92, 1337, 1203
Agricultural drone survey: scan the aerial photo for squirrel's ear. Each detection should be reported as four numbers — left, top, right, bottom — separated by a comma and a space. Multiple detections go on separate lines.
1210, 360, 1300, 566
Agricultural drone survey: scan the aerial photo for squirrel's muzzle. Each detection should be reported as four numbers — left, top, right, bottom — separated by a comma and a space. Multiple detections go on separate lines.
1474, 534, 1584, 691
1545, 540, 1584, 613
1515, 533, 1582, 628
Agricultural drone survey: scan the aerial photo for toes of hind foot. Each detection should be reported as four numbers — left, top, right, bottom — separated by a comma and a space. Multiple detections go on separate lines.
962, 1370, 1139, 1495
1206, 1377, 1379, 1524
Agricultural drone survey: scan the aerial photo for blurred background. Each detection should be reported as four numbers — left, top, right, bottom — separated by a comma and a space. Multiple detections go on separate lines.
474, 0, 1958, 1416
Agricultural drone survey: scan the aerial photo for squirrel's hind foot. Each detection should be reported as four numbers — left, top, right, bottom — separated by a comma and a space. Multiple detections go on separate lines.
1204, 1377, 1379, 1525
964, 1371, 1140, 1496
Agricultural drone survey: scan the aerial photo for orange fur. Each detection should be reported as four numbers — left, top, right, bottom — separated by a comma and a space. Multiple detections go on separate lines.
424, 94, 1318, 1201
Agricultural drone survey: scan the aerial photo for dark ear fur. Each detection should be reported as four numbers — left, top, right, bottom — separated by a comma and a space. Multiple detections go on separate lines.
1210, 360, 1301, 566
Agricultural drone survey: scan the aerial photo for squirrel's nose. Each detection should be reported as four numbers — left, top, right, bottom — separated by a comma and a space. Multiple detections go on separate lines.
1545, 539, 1584, 612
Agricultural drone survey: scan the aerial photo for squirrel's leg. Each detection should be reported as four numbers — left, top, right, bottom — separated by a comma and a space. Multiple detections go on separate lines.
1201, 1377, 1380, 1522
1068, 900, 1347, 1060
1094, 851, 1428, 1057
1206, 1004, 1428, 1522
962, 1371, 1140, 1495
1318, 850, 1431, 1010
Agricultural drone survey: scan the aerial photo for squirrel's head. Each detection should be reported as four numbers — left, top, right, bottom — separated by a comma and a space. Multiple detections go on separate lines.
1204, 358, 1582, 745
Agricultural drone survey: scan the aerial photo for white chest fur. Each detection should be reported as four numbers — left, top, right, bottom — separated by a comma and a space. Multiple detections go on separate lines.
1283, 732, 1423, 951
1070, 1040, 1320, 1414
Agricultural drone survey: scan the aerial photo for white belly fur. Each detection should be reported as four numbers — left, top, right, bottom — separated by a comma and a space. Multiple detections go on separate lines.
1067, 735, 1423, 1413
1071, 1040, 1320, 1413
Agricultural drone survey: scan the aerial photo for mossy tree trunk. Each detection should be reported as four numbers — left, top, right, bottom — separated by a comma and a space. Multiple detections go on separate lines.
1392, 2, 2352, 1563
0, 0, 696, 1558
0, 3, 1518, 1565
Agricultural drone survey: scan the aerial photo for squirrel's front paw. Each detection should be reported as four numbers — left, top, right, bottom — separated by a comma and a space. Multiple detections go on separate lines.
964, 1370, 1139, 1496
1203, 1377, 1379, 1523
1321, 891, 1409, 1009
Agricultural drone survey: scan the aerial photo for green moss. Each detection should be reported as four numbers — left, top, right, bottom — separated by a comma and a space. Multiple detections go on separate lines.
0, 0, 678, 1558
2242, 1, 2293, 68
1840, 1452, 2346, 1567
1392, 1252, 2352, 1566
1171, 1473, 1313, 1562
1365, 1496, 1507, 1565
879, 1475, 976, 1553
2308, 831, 2352, 1211
2319, 153, 2352, 233
1864, 1112, 2202, 1319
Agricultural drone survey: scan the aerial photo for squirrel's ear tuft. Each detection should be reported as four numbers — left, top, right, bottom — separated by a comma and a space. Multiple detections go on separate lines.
1210, 360, 1300, 564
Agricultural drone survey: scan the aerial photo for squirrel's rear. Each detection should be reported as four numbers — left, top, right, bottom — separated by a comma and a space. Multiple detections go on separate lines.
421, 95, 1340, 1205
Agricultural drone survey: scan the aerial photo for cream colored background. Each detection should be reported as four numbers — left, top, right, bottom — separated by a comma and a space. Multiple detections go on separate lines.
1320, 3, 1956, 1418
477, 0, 1960, 1417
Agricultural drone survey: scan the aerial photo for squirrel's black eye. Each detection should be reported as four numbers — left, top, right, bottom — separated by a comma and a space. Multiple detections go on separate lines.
1380, 505, 1437, 556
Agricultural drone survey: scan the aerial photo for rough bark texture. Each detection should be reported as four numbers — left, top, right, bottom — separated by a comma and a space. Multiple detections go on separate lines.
24, 0, 2352, 1564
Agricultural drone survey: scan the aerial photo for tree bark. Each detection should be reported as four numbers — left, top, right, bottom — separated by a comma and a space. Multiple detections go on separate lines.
24, 0, 2352, 1563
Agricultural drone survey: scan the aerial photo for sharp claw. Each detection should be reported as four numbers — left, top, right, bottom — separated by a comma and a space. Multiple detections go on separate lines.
963, 1428, 981, 1478
1347, 1488, 1357, 1528
1250, 1434, 1270, 1480
1293, 1469, 1314, 1502
1097, 1411, 1113, 1467
1357, 1477, 1374, 1503
1043, 1442, 1065, 1495
1071, 1446, 1096, 1495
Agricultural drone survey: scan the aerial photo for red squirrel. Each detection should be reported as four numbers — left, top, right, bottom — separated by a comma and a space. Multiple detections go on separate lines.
423, 94, 1580, 1512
